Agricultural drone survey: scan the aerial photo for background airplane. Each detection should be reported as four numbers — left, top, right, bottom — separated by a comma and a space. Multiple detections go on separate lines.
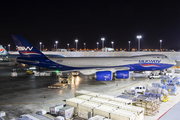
0, 45, 20, 62
12, 35, 176, 81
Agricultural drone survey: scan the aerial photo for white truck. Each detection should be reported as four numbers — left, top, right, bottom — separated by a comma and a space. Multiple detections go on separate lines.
148, 74, 161, 79
134, 86, 146, 93
129, 86, 146, 94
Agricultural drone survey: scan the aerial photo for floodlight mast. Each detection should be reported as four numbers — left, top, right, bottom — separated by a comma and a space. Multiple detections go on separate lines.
97, 42, 99, 49
55, 41, 58, 51
160, 40, 162, 51
101, 38, 105, 49
111, 41, 114, 48
128, 41, 131, 51
75, 39, 78, 51
137, 35, 142, 51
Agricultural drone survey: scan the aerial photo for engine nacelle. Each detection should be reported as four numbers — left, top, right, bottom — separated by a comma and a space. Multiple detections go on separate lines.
115, 70, 129, 79
94, 71, 113, 81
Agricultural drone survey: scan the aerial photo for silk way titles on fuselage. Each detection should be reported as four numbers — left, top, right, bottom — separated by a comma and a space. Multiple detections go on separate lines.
123, 60, 161, 64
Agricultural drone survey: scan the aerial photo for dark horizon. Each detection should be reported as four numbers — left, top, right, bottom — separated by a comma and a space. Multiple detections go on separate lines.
1, 1, 180, 51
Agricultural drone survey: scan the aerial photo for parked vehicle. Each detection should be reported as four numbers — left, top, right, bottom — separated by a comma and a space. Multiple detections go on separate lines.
148, 74, 161, 79
134, 86, 146, 93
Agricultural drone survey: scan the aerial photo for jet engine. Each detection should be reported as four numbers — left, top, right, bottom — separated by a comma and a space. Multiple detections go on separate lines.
94, 71, 113, 81
114, 70, 129, 79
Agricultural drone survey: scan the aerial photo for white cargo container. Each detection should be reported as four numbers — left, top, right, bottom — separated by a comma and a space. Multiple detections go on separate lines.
110, 109, 136, 120
112, 97, 132, 105
90, 97, 109, 104
44, 114, 56, 120
78, 101, 101, 119
20, 114, 40, 120
87, 92, 102, 97
36, 109, 46, 115
31, 113, 55, 120
93, 105, 117, 118
104, 118, 112, 120
55, 116, 65, 120
16, 118, 31, 120
98, 94, 115, 100
89, 115, 105, 120
0, 111, 6, 117
66, 98, 86, 107
103, 101, 125, 108
75, 90, 91, 97
76, 95, 94, 100
121, 105, 144, 115
89, 115, 112, 120
66, 97, 86, 114
58, 106, 74, 119
121, 105, 144, 120
49, 105, 64, 114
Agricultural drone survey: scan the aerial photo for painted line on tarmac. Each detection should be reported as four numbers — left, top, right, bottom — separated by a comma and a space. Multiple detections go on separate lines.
107, 81, 142, 92
0, 100, 64, 105
94, 81, 142, 93
157, 101, 180, 120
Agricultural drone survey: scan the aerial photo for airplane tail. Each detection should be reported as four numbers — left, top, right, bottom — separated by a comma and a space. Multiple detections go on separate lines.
0, 45, 9, 55
11, 35, 47, 58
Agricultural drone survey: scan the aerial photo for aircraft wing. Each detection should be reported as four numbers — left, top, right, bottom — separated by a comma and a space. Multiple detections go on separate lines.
79, 67, 130, 75
39, 67, 130, 75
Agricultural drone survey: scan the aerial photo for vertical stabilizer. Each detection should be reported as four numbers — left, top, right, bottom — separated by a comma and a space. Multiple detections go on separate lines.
11, 35, 46, 58
0, 45, 9, 55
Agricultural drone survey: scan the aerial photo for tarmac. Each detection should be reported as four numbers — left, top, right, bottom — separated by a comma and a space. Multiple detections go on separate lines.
0, 66, 180, 120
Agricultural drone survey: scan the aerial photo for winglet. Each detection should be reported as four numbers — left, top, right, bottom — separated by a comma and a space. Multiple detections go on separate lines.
0, 45, 9, 55
11, 35, 46, 58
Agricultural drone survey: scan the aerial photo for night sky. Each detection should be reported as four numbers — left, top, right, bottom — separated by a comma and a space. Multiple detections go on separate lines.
1, 1, 180, 51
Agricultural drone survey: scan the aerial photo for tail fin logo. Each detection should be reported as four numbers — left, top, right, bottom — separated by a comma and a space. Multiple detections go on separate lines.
16, 46, 33, 51
0, 48, 5, 53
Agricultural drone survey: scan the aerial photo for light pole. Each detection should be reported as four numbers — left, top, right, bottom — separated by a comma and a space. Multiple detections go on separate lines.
101, 38, 105, 49
67, 43, 69, 50
137, 35, 142, 51
43, 45, 44, 51
55, 41, 58, 51
8, 44, 10, 51
111, 41, 114, 48
97, 42, 99, 49
54, 44, 55, 50
39, 42, 42, 51
84, 43, 86, 49
75, 39, 78, 51
160, 40, 162, 51
128, 41, 131, 51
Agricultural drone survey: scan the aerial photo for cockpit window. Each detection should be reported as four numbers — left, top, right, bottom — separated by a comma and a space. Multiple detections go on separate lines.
165, 56, 168, 58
